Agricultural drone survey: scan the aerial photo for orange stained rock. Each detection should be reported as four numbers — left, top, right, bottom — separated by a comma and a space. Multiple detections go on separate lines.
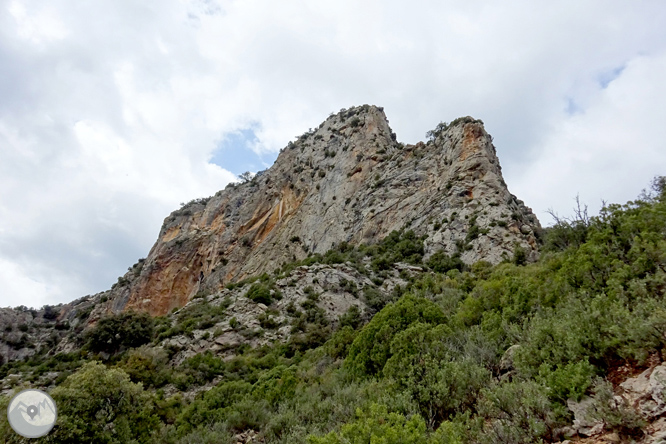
459, 123, 485, 162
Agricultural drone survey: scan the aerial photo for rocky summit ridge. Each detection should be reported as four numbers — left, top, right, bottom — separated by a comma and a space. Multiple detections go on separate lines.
102, 104, 540, 316
0, 104, 544, 367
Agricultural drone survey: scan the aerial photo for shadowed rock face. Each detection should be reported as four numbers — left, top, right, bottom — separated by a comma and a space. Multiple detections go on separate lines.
104, 105, 540, 316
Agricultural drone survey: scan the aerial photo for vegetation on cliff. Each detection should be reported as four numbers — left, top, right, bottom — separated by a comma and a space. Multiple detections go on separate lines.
1, 177, 665, 443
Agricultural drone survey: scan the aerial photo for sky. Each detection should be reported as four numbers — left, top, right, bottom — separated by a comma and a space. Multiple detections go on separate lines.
1, 0, 666, 309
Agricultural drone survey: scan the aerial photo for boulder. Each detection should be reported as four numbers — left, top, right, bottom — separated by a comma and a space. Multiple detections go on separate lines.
620, 363, 666, 418
567, 396, 604, 437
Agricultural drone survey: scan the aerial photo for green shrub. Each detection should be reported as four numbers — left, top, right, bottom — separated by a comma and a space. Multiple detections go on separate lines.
229, 317, 240, 329
258, 313, 279, 329
512, 244, 527, 266
43, 305, 60, 320
117, 347, 170, 388
362, 286, 393, 312
384, 323, 491, 427
426, 122, 449, 141
225, 398, 270, 432
50, 362, 159, 443
85, 311, 154, 354
325, 326, 357, 359
536, 360, 595, 403
252, 365, 298, 406
176, 352, 227, 387
246, 283, 272, 305
586, 379, 645, 437
288, 324, 332, 354
370, 230, 425, 271
307, 403, 428, 444
427, 250, 464, 273
477, 380, 557, 444
346, 294, 445, 377
175, 380, 253, 435
339, 305, 362, 329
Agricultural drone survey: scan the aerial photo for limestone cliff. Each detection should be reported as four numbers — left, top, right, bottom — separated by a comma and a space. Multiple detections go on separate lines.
106, 105, 540, 316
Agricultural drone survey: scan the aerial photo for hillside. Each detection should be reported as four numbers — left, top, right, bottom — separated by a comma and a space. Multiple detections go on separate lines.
1, 108, 665, 443
0, 105, 541, 366
105, 105, 540, 316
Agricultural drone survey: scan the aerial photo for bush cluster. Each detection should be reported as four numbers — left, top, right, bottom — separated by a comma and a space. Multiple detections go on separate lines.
85, 312, 154, 354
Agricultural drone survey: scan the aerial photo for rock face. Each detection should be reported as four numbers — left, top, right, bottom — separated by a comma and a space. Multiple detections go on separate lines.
556, 362, 666, 444
102, 105, 540, 316
566, 397, 604, 437
157, 261, 410, 367
0, 293, 109, 364
620, 364, 666, 419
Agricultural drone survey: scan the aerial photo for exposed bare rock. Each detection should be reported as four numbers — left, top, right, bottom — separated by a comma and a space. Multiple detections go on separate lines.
0, 305, 69, 363
567, 396, 604, 437
234, 429, 263, 444
158, 261, 406, 366
620, 363, 666, 419
642, 417, 666, 444
499, 344, 520, 374
99, 106, 540, 316
558, 363, 666, 443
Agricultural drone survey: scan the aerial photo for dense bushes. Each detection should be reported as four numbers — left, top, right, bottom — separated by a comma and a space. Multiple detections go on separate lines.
426, 250, 464, 273
247, 282, 273, 305
117, 347, 171, 388
174, 380, 253, 434
85, 311, 154, 354
476, 380, 556, 443
50, 362, 159, 443
383, 323, 491, 427
155, 296, 231, 340
345, 295, 445, 377
369, 230, 425, 271
308, 403, 428, 444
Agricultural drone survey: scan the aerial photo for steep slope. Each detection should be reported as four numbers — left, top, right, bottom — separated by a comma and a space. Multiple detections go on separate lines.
107, 105, 540, 315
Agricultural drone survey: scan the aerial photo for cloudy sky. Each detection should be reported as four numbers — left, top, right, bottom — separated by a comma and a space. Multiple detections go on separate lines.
1, 0, 666, 309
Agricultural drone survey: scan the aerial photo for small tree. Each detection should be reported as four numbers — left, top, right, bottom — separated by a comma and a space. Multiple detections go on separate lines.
85, 312, 154, 355
238, 171, 253, 183
50, 362, 159, 443
246, 283, 272, 305
543, 195, 591, 252
426, 122, 449, 142
512, 244, 527, 266
427, 250, 464, 273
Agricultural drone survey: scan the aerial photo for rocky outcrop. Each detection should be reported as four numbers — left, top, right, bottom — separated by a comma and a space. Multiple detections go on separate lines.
0, 292, 111, 364
157, 261, 402, 366
556, 362, 666, 444
566, 397, 605, 437
1, 259, 411, 391
620, 363, 666, 419
103, 105, 540, 316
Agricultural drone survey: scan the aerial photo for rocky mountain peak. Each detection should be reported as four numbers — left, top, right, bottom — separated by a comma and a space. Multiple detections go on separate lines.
100, 105, 540, 316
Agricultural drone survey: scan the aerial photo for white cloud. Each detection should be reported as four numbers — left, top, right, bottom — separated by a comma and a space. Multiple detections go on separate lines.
512, 53, 666, 223
8, 1, 68, 44
0, 0, 665, 307
0, 257, 63, 309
